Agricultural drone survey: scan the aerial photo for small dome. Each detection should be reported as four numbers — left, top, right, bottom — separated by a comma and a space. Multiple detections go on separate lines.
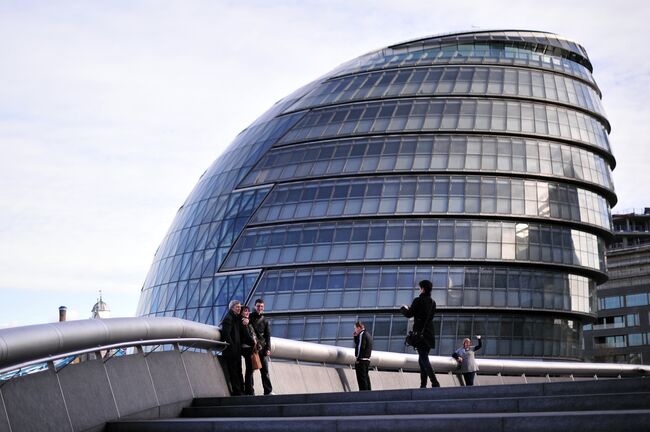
91, 292, 111, 319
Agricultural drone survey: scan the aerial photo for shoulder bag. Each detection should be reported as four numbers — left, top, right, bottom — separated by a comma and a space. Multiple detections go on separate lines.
405, 300, 434, 347
251, 350, 262, 370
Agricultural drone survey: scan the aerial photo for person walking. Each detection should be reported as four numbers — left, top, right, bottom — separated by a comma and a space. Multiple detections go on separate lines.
249, 298, 274, 395
220, 300, 244, 396
400, 279, 440, 388
353, 321, 373, 391
452, 335, 482, 386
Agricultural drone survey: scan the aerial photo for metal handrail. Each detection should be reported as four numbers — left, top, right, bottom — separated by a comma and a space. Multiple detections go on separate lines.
0, 337, 226, 376
0, 317, 221, 371
270, 337, 650, 377
1, 317, 648, 380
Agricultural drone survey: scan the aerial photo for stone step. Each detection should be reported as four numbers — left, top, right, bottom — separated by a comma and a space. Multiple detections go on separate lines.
106, 409, 650, 432
182, 391, 650, 418
192, 377, 650, 407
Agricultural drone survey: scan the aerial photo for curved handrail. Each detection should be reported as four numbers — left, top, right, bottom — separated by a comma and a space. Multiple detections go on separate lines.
270, 337, 650, 377
0, 317, 221, 370
0, 337, 226, 376
1, 317, 648, 379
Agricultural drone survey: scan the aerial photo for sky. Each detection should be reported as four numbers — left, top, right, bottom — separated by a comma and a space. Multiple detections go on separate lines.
1, 0, 649, 328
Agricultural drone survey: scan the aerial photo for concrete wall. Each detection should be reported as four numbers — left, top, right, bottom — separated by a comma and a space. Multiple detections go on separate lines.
249, 360, 503, 395
0, 350, 227, 432
0, 351, 567, 432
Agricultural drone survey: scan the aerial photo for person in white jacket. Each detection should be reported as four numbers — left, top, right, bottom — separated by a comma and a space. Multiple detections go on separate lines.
452, 335, 482, 386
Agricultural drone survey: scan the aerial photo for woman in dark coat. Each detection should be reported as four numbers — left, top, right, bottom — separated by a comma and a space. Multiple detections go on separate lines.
400, 279, 440, 388
239, 305, 258, 395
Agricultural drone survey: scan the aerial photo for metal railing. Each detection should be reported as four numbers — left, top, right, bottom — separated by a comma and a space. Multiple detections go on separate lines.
0, 317, 225, 379
0, 337, 225, 379
592, 322, 626, 330
270, 337, 650, 377
1, 317, 648, 381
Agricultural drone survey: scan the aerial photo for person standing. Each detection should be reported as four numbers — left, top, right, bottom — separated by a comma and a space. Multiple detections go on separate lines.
400, 279, 440, 388
220, 299, 244, 396
353, 321, 373, 391
452, 336, 482, 386
240, 305, 258, 395
249, 298, 274, 395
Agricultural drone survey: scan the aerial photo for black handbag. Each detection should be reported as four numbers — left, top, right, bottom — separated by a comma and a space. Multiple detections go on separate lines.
404, 299, 434, 347
405, 330, 424, 347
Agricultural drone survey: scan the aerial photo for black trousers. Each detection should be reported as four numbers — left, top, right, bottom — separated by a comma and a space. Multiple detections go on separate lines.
221, 354, 243, 396
256, 352, 273, 395
417, 346, 440, 388
355, 360, 371, 391
462, 372, 476, 386
242, 348, 254, 395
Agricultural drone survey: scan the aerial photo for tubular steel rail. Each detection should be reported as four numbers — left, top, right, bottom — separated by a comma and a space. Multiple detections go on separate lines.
0, 337, 225, 377
270, 337, 650, 377
0, 317, 225, 379
1, 317, 648, 381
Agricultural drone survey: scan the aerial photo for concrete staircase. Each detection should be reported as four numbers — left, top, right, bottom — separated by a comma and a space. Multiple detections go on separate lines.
107, 377, 650, 432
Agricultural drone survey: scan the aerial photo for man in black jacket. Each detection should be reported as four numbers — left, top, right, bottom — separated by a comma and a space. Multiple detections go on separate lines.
400, 279, 440, 388
220, 299, 244, 395
249, 298, 273, 395
353, 321, 373, 391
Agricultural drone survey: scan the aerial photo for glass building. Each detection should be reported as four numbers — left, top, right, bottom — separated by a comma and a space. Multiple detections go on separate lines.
136, 30, 616, 359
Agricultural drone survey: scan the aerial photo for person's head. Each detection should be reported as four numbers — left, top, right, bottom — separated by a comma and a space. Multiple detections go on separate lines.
463, 338, 471, 349
418, 279, 433, 296
229, 300, 241, 314
241, 305, 250, 318
254, 298, 265, 314
353, 321, 365, 336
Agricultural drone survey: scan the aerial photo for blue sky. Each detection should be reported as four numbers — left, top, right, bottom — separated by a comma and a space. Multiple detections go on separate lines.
1, 0, 649, 327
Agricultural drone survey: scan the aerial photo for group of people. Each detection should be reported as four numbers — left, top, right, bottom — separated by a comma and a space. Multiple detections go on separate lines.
355, 279, 483, 390
220, 298, 273, 396
220, 281, 483, 395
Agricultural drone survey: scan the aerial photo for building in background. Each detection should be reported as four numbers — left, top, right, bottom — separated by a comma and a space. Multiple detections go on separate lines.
136, 30, 616, 359
584, 210, 650, 364
91, 291, 111, 319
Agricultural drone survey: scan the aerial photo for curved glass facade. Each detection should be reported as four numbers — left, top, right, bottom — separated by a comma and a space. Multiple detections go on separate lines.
279, 98, 611, 153
241, 135, 614, 193
137, 30, 616, 359
223, 219, 605, 272
334, 38, 597, 85
271, 312, 582, 358
289, 66, 606, 122
254, 266, 594, 314
251, 175, 611, 230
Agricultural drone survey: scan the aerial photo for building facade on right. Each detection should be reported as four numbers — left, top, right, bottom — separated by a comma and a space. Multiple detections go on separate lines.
584, 211, 650, 364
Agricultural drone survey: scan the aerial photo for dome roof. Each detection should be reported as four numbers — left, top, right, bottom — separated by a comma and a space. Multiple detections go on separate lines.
91, 292, 110, 319
92, 300, 109, 313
